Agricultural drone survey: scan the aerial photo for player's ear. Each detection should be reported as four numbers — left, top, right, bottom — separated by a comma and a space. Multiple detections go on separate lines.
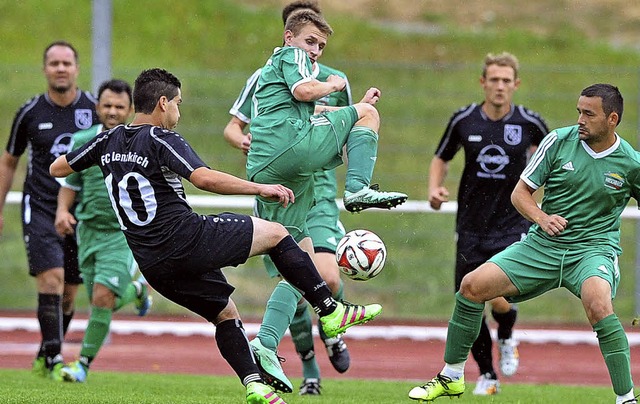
158, 96, 168, 112
283, 29, 294, 45
609, 112, 619, 127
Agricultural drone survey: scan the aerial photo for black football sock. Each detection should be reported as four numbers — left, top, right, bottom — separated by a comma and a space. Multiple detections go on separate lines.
215, 319, 261, 386
268, 235, 336, 316
37, 293, 63, 367
492, 306, 518, 340
62, 310, 74, 336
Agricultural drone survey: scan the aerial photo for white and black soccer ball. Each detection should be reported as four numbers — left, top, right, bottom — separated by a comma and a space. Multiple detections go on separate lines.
335, 229, 386, 281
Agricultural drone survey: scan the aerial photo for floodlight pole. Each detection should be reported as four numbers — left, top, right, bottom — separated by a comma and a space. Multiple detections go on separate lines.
91, 0, 112, 94
636, 68, 640, 317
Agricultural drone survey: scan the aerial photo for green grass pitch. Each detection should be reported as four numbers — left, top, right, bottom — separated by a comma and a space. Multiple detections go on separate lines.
0, 369, 615, 403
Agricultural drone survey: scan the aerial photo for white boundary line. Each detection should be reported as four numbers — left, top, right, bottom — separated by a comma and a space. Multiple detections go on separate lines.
7, 191, 640, 217
2, 317, 640, 346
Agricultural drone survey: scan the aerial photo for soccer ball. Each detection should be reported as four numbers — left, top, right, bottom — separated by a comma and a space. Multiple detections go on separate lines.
336, 229, 386, 281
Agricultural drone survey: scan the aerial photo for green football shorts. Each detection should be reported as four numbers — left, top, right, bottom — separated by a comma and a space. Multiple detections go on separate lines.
489, 232, 620, 302
76, 222, 137, 299
252, 106, 358, 242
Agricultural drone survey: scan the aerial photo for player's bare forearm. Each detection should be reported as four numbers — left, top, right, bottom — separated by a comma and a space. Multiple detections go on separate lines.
294, 77, 344, 102
511, 180, 542, 223
223, 116, 250, 154
0, 151, 19, 214
428, 157, 449, 210
190, 167, 294, 207
57, 186, 77, 215
511, 179, 568, 236
50, 155, 75, 177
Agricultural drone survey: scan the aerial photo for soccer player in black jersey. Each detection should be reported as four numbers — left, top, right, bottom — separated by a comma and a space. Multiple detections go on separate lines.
50, 68, 382, 403
0, 41, 98, 380
426, 52, 549, 395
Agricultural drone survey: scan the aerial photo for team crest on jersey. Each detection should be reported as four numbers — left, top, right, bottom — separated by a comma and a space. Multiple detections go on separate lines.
504, 124, 522, 145
75, 109, 93, 129
604, 172, 624, 190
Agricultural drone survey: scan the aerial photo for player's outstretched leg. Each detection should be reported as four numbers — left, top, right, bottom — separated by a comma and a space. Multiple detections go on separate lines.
319, 301, 382, 338
409, 373, 465, 402
246, 381, 287, 404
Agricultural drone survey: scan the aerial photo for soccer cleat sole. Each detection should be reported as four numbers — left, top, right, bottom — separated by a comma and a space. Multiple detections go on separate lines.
255, 367, 292, 394
344, 195, 408, 213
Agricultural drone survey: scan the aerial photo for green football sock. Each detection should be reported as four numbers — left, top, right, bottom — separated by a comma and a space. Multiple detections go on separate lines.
114, 283, 138, 311
290, 301, 320, 379
318, 281, 345, 342
257, 281, 302, 351
444, 292, 485, 365
344, 126, 378, 193
79, 305, 112, 359
593, 314, 633, 395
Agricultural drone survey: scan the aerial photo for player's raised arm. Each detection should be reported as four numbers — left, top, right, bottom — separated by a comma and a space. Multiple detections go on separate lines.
50, 155, 75, 177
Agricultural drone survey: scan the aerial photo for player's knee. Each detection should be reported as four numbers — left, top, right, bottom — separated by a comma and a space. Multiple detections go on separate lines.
214, 299, 241, 325
356, 103, 380, 125
265, 221, 289, 246
459, 278, 484, 303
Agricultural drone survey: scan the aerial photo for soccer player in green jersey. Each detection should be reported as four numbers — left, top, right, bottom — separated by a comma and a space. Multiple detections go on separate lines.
244, 9, 407, 394
53, 79, 152, 383
410, 83, 638, 404
224, 1, 354, 395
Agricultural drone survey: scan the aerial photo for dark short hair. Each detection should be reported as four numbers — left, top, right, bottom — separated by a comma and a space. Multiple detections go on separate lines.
285, 9, 333, 37
43, 41, 78, 65
98, 79, 133, 105
281, 0, 321, 25
133, 68, 181, 114
581, 83, 624, 126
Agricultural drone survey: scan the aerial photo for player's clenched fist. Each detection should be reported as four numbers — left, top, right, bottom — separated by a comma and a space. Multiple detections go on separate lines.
538, 214, 568, 237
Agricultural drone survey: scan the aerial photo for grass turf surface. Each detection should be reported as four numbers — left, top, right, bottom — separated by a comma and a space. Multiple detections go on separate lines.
0, 369, 615, 403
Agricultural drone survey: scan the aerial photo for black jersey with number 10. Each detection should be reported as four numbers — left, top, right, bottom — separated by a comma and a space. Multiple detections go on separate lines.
65, 124, 209, 270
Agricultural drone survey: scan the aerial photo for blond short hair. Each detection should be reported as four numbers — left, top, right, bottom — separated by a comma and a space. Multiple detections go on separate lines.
482, 52, 519, 79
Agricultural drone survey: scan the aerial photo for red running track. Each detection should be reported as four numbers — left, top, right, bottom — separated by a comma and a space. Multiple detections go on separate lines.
2, 314, 639, 387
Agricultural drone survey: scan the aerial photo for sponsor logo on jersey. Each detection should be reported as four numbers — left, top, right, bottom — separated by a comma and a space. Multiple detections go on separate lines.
75, 109, 93, 129
504, 124, 522, 145
468, 135, 482, 142
562, 161, 575, 171
476, 144, 509, 179
38, 122, 53, 130
604, 172, 624, 190
49, 133, 73, 157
